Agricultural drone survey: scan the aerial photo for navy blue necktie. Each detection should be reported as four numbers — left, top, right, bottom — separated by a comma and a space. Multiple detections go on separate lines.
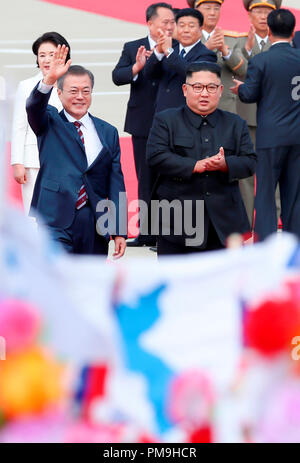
179, 48, 186, 59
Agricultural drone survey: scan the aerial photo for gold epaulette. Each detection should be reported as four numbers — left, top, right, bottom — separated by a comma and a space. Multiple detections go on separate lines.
224, 30, 248, 38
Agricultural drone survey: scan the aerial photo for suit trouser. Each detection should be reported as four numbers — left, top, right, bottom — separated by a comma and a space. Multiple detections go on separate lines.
157, 219, 224, 256
49, 205, 108, 255
21, 167, 39, 216
239, 126, 256, 228
239, 127, 281, 228
132, 136, 154, 236
254, 144, 300, 241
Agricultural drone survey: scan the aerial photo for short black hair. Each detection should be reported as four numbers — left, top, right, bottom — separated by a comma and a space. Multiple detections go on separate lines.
146, 3, 173, 22
267, 8, 295, 39
176, 8, 203, 26
57, 65, 94, 90
32, 32, 71, 67
186, 61, 222, 79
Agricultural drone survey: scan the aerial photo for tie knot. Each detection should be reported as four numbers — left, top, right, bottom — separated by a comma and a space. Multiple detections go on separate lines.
74, 121, 81, 129
180, 48, 186, 58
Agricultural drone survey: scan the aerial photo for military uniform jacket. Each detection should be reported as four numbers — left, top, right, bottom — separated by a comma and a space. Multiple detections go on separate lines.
201, 32, 247, 113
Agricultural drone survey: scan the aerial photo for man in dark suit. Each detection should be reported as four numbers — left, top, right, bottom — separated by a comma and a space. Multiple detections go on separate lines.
232, 9, 300, 241
27, 45, 127, 257
144, 8, 217, 113
293, 30, 300, 48
112, 2, 175, 247
146, 62, 256, 256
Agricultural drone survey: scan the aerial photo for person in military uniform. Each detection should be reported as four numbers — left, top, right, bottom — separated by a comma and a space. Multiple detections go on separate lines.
187, 0, 247, 113
234, 0, 282, 227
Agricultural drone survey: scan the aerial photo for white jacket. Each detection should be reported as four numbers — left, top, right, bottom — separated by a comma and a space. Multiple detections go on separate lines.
11, 73, 62, 167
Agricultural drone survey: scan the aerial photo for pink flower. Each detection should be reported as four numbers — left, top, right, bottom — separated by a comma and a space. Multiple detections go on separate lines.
0, 299, 40, 352
167, 370, 215, 427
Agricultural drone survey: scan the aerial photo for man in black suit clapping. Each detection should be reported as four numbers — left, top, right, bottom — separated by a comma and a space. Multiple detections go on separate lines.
112, 3, 175, 247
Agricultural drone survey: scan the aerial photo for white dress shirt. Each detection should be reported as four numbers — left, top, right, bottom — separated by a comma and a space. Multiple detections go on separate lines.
38, 80, 103, 167
154, 39, 201, 61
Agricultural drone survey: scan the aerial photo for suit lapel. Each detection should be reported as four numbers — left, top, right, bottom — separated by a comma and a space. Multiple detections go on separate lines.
185, 42, 202, 62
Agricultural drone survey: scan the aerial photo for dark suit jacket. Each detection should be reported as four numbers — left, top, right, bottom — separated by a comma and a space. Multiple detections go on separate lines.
293, 31, 300, 48
26, 84, 126, 239
112, 37, 159, 137
238, 42, 300, 149
146, 105, 257, 246
144, 41, 217, 113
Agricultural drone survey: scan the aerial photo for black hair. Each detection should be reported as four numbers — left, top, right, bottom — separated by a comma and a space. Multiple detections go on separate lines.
146, 3, 173, 22
32, 32, 71, 67
176, 8, 203, 26
186, 61, 222, 79
173, 7, 181, 17
267, 8, 295, 39
57, 65, 94, 90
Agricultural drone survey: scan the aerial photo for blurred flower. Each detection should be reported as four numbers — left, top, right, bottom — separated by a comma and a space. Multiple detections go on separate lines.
0, 347, 64, 419
167, 370, 215, 428
64, 419, 123, 443
244, 297, 300, 357
0, 299, 40, 352
256, 380, 300, 442
0, 410, 68, 443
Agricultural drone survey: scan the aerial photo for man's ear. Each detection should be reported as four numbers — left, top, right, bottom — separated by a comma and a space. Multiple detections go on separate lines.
182, 83, 187, 97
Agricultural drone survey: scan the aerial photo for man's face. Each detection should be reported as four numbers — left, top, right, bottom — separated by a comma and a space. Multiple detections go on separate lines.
197, 2, 221, 31
182, 70, 223, 115
148, 7, 175, 40
249, 6, 273, 36
58, 74, 92, 120
177, 16, 202, 47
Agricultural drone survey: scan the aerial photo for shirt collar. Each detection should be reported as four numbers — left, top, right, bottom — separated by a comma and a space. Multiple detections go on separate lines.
64, 110, 91, 129
184, 105, 218, 128
255, 34, 268, 45
271, 40, 292, 47
179, 39, 201, 55
148, 35, 157, 49
202, 29, 215, 41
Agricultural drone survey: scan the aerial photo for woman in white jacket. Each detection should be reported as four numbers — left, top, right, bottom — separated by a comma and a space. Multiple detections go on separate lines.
11, 32, 71, 215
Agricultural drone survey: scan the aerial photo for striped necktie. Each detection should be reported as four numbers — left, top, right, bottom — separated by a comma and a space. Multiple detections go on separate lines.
260, 40, 266, 52
73, 121, 88, 210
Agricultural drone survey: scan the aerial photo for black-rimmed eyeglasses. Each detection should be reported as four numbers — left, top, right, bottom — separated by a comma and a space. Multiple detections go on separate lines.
185, 83, 221, 94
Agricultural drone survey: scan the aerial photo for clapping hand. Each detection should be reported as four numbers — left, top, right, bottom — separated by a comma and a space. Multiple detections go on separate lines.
245, 24, 256, 53
206, 27, 224, 52
43, 44, 72, 86
193, 147, 228, 173
205, 147, 228, 172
